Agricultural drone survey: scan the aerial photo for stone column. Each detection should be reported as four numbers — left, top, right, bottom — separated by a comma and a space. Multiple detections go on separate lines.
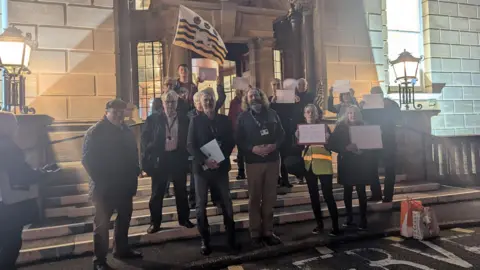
0, 0, 7, 107
248, 38, 275, 94
167, 42, 192, 80
114, 0, 134, 103
314, 0, 328, 109
290, 8, 304, 79
302, 1, 316, 91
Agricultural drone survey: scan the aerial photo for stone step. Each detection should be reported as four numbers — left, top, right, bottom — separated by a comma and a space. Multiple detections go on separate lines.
42, 180, 425, 220
24, 183, 438, 241
18, 186, 480, 264
43, 175, 298, 198
46, 160, 240, 186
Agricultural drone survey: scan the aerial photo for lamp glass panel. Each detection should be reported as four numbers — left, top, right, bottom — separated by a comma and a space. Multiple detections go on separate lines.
388, 31, 422, 85
0, 41, 25, 66
23, 44, 32, 67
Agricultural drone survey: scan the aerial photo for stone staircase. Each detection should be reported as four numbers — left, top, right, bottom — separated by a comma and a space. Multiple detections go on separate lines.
19, 157, 480, 264
20, 121, 480, 265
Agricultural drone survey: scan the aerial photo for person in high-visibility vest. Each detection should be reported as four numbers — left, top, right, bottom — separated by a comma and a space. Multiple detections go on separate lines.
297, 104, 340, 236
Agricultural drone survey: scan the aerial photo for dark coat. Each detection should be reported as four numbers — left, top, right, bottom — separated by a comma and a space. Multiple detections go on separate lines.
141, 112, 190, 175
187, 113, 235, 175
326, 122, 376, 186
82, 118, 140, 201
361, 98, 401, 154
235, 108, 285, 164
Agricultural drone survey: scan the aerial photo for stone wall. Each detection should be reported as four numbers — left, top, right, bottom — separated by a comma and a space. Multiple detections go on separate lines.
8, 0, 117, 120
317, 0, 386, 107
0, 0, 5, 106
424, 0, 480, 136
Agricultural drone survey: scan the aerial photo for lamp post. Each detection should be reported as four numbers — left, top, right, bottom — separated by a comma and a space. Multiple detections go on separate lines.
0, 25, 36, 114
389, 49, 423, 110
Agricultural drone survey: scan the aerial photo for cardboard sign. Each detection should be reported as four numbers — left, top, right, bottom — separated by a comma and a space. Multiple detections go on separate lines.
283, 78, 298, 91
233, 77, 250, 90
198, 67, 217, 81
362, 94, 385, 109
275, 89, 296, 103
298, 124, 327, 145
349, 125, 383, 149
333, 80, 351, 93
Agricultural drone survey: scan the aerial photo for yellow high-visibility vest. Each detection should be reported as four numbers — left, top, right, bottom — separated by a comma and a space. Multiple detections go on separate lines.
304, 145, 333, 175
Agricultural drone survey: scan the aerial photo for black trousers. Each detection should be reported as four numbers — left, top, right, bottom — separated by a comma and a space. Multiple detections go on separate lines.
149, 151, 190, 225
370, 150, 396, 201
93, 197, 133, 264
195, 172, 235, 241
305, 171, 339, 230
189, 173, 221, 206
237, 150, 245, 173
277, 153, 290, 186
343, 184, 367, 224
0, 203, 24, 269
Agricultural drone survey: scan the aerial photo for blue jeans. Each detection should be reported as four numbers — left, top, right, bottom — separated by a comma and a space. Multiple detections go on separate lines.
194, 172, 235, 241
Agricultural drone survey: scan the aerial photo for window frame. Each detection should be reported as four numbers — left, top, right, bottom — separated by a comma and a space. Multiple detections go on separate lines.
386, 0, 424, 89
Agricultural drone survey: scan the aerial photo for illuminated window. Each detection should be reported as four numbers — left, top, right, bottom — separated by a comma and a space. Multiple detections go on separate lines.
137, 41, 163, 120
273, 50, 283, 81
134, 0, 151, 10
386, 0, 423, 86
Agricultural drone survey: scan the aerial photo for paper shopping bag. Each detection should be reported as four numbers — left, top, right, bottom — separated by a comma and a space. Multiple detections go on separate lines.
400, 199, 423, 238
413, 207, 440, 240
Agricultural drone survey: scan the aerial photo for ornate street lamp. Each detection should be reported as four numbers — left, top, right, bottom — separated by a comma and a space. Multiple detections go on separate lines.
0, 25, 36, 114
389, 49, 423, 110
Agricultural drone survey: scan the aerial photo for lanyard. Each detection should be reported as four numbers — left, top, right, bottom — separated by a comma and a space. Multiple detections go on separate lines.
249, 111, 266, 129
166, 116, 177, 139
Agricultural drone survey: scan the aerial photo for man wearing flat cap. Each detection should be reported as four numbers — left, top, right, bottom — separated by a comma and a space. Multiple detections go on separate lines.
82, 99, 142, 270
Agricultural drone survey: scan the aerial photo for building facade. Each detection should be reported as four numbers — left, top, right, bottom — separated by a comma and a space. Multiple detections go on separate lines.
1, 0, 479, 135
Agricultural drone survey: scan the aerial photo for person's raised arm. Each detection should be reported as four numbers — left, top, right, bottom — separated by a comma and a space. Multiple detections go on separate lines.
215, 83, 226, 111
327, 88, 341, 114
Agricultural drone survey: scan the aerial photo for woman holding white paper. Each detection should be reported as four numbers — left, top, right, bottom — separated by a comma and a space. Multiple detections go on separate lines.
327, 87, 358, 119
298, 104, 340, 236
327, 106, 376, 230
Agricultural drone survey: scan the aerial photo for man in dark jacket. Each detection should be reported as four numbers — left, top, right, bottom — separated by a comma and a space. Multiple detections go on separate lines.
141, 91, 195, 234
187, 86, 225, 209
361, 86, 401, 203
236, 88, 285, 248
187, 90, 238, 255
82, 99, 142, 270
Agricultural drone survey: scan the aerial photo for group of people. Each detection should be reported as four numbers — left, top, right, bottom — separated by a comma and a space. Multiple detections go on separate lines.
0, 63, 401, 270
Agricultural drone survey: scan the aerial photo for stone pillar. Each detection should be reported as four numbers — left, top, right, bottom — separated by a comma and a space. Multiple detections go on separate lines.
0, 0, 6, 107
290, 9, 304, 79
302, 1, 316, 91
313, 0, 328, 109
114, 0, 134, 103
248, 38, 275, 94
167, 43, 192, 80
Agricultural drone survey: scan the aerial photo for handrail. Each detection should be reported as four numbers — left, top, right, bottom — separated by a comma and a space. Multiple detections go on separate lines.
47, 122, 145, 145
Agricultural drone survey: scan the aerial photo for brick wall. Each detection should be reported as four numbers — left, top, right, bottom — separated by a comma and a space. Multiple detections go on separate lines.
8, 0, 116, 120
424, 0, 480, 136
316, 0, 386, 107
